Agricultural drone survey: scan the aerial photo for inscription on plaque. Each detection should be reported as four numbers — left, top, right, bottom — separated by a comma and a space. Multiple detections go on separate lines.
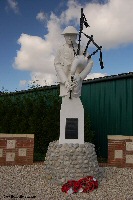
18, 148, 27, 156
6, 152, 15, 161
115, 150, 123, 159
126, 142, 133, 151
7, 140, 16, 149
126, 155, 133, 164
65, 118, 78, 139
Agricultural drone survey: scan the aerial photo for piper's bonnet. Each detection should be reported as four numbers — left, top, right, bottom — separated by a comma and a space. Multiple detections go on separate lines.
61, 26, 79, 35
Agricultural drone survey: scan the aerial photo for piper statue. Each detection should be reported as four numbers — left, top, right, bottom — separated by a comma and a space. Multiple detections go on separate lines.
54, 26, 93, 99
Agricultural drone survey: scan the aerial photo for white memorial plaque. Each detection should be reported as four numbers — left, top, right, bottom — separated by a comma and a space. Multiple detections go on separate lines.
6, 152, 15, 161
126, 155, 133, 164
7, 140, 16, 149
18, 148, 27, 156
115, 150, 123, 159
126, 142, 133, 151
0, 149, 3, 157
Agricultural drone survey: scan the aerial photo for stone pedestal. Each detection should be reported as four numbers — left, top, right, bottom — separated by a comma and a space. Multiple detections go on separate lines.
59, 95, 84, 144
44, 140, 105, 186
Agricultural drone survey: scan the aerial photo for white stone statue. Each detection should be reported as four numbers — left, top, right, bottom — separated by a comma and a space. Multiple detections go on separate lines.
54, 26, 93, 98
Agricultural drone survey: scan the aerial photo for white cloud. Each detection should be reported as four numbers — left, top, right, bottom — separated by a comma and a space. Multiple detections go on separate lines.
85, 73, 107, 80
14, 33, 56, 74
85, 0, 133, 49
19, 73, 57, 91
60, 0, 81, 26
19, 80, 27, 90
13, 12, 65, 87
29, 72, 57, 86
36, 11, 47, 22
19, 80, 27, 86
14, 0, 133, 88
60, 0, 133, 49
7, 0, 19, 14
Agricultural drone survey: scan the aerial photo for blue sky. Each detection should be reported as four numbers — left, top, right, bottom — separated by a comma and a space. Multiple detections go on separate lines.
0, 0, 133, 92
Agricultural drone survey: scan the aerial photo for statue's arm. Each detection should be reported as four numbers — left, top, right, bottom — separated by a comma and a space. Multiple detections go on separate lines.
77, 49, 93, 80
54, 50, 68, 84
79, 58, 93, 80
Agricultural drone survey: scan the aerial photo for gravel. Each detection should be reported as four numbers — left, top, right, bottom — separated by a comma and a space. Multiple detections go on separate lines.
0, 164, 133, 200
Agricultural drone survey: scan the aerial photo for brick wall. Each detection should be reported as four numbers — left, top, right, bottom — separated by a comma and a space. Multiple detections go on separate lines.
0, 134, 34, 166
1, 133, 133, 168
108, 135, 133, 168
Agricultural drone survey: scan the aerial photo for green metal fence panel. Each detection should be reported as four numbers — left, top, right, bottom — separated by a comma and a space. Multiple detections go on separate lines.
81, 77, 133, 158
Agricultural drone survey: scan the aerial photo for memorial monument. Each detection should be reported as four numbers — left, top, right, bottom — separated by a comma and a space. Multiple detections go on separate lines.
54, 25, 93, 145
44, 8, 105, 186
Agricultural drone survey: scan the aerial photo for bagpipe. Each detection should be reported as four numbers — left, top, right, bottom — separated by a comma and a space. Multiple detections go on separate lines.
69, 8, 104, 99
72, 8, 104, 69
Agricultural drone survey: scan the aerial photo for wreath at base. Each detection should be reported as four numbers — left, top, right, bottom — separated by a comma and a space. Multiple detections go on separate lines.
61, 176, 98, 194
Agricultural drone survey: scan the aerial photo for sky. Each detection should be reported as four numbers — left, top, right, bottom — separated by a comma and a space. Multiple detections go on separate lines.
0, 0, 133, 92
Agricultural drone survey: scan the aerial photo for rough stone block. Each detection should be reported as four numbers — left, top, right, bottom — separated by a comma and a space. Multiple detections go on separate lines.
6, 152, 15, 161
18, 148, 27, 156
7, 140, 16, 149
126, 142, 133, 151
115, 150, 123, 159
0, 149, 3, 157
44, 140, 105, 185
126, 155, 133, 164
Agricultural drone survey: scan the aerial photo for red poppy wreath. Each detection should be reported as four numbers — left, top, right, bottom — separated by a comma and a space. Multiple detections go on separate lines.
61, 176, 98, 194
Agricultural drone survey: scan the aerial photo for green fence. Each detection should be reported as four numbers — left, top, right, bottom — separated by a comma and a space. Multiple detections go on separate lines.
81, 73, 133, 158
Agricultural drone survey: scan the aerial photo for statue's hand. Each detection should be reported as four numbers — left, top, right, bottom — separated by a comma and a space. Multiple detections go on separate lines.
73, 74, 81, 85
65, 81, 71, 90
65, 80, 78, 93
71, 55, 88, 75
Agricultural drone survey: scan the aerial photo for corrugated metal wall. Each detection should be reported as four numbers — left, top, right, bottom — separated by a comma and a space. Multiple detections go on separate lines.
81, 76, 133, 158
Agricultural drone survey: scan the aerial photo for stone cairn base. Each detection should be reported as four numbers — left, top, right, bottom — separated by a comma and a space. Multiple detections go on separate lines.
44, 140, 105, 186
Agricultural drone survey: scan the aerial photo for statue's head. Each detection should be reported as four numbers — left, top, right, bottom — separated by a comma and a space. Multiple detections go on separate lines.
61, 26, 78, 45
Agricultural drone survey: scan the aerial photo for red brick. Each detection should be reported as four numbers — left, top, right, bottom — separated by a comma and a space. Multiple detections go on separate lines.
108, 143, 115, 146
0, 136, 34, 166
125, 139, 132, 142
114, 145, 124, 148
108, 150, 114, 153
108, 145, 115, 147
108, 155, 115, 158
125, 151, 133, 155
108, 164, 116, 166
125, 163, 133, 166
